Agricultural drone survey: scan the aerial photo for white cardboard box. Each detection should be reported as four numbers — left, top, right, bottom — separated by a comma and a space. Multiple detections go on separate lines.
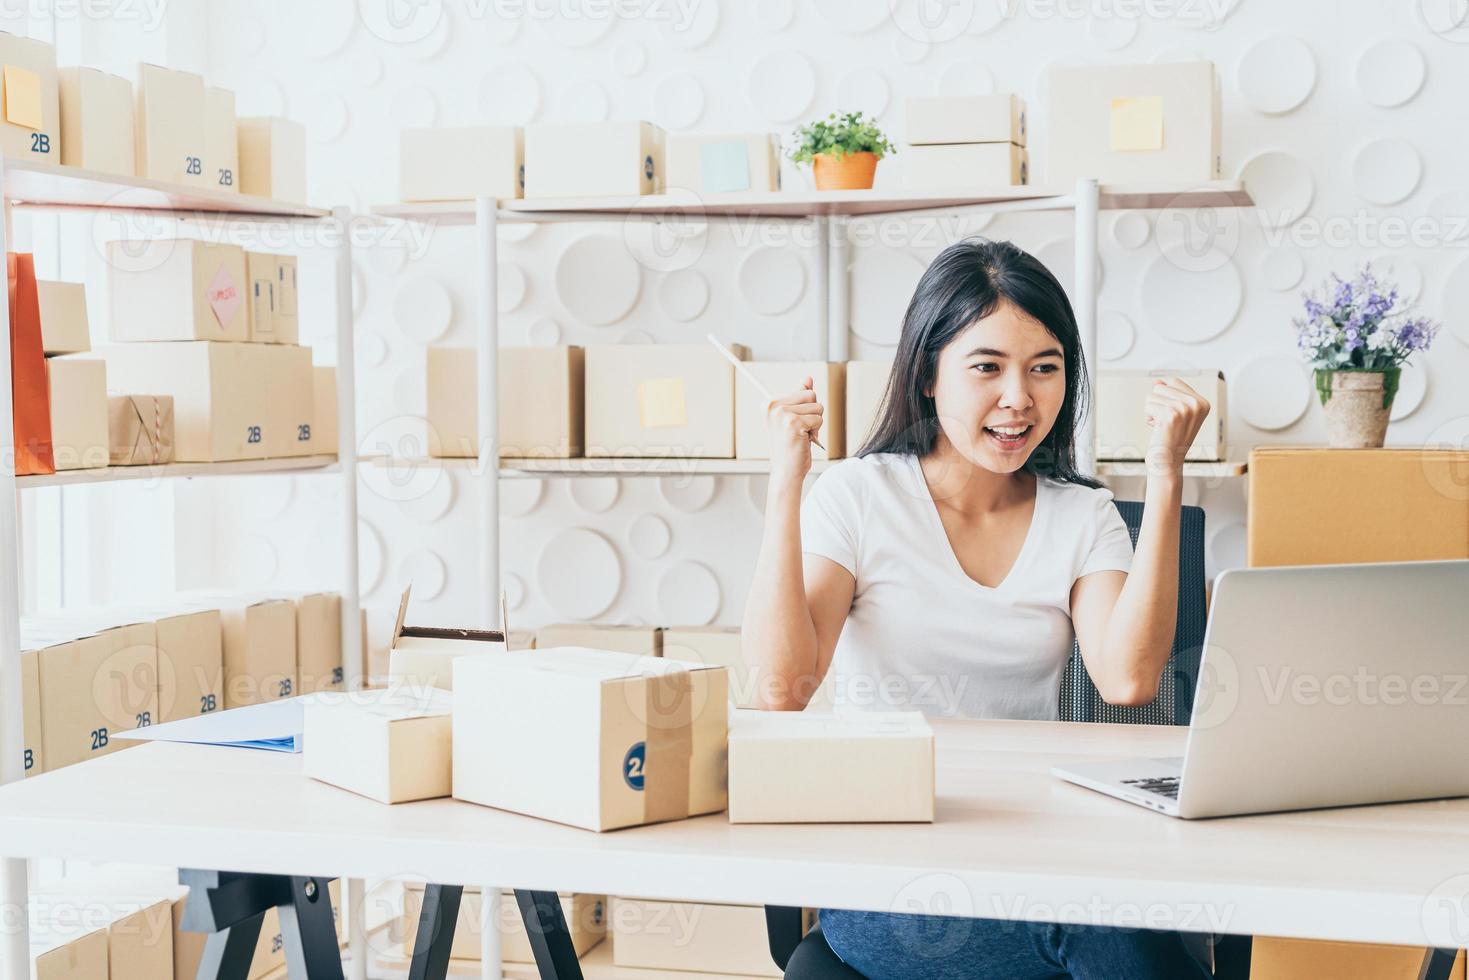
453, 648, 729, 831
0, 31, 60, 162
204, 85, 238, 193
237, 116, 306, 204
400, 125, 523, 201
728, 709, 934, 823
274, 254, 299, 343
304, 687, 453, 804
45, 356, 109, 470
1096, 369, 1227, 461
665, 132, 781, 194
58, 66, 133, 175
1046, 61, 1221, 185
134, 62, 204, 185
260, 344, 314, 458
425, 345, 584, 459
903, 142, 1028, 189
734, 361, 846, 460
844, 360, 891, 454
661, 626, 761, 708
524, 121, 663, 198
905, 93, 1026, 147
610, 899, 809, 977
387, 585, 509, 691
585, 344, 745, 458
535, 624, 662, 657
36, 279, 89, 355
107, 238, 249, 342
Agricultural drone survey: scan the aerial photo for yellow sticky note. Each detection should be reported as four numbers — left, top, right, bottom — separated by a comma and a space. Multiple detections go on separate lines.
3, 65, 43, 130
638, 377, 688, 429
1109, 96, 1163, 152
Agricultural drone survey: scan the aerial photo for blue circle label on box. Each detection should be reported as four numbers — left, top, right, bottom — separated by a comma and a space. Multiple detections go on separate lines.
623, 741, 646, 790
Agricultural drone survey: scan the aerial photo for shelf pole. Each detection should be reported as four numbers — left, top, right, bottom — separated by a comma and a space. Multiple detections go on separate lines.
827, 218, 849, 362
0, 152, 31, 980
813, 216, 829, 361
1073, 178, 1100, 475
475, 196, 505, 980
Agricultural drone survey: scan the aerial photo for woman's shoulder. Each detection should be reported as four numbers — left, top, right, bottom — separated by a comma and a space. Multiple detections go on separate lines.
814, 452, 912, 488
1040, 475, 1118, 516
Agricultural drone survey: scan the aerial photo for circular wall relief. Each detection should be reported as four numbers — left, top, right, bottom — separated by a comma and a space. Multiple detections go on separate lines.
756, 0, 796, 32
1352, 139, 1423, 205
1099, 310, 1136, 361
658, 270, 710, 322
561, 80, 611, 122
399, 468, 456, 524
892, 33, 931, 66
613, 41, 647, 76
358, 331, 388, 367
1233, 355, 1311, 431
554, 236, 641, 325
628, 514, 672, 559
937, 62, 995, 96
1111, 211, 1151, 249
1237, 36, 1316, 114
1391, 360, 1429, 420
1208, 522, 1248, 572
569, 477, 621, 513
658, 475, 717, 512
398, 550, 448, 601
1237, 150, 1315, 227
738, 248, 807, 316
836, 67, 892, 119
665, 0, 720, 47
1426, 190, 1469, 244
619, 329, 655, 344
537, 528, 622, 620
1259, 250, 1305, 292
748, 50, 817, 121
541, 1, 614, 47
1088, 14, 1139, 50
504, 572, 527, 611
656, 561, 722, 625
359, 519, 385, 595
501, 479, 545, 516
393, 277, 453, 343
528, 318, 562, 346
390, 86, 438, 128
303, 3, 356, 57
814, 0, 888, 33
1356, 39, 1427, 107
307, 93, 349, 143
498, 263, 527, 313
479, 64, 543, 124
851, 247, 927, 346
653, 74, 706, 130
1140, 249, 1242, 344
1441, 256, 1469, 348
1036, 237, 1104, 302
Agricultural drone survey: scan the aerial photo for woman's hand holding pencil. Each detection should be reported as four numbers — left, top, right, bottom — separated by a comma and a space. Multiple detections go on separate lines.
707, 334, 826, 483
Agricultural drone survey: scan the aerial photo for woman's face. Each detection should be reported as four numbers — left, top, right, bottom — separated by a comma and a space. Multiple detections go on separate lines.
927, 301, 1067, 474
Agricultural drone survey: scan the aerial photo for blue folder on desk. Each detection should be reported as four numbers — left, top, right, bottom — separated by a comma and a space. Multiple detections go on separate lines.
114, 697, 308, 753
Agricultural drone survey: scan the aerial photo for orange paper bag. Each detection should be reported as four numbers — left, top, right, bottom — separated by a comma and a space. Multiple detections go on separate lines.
8, 252, 54, 475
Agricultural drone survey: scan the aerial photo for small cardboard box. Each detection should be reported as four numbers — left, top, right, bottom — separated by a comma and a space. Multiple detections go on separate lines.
134, 62, 204, 185
1047, 61, 1221, 185
387, 584, 508, 691
0, 31, 60, 162
524, 121, 663, 198
171, 885, 293, 980
665, 132, 781, 194
426, 345, 584, 459
290, 590, 342, 693
107, 394, 175, 466
45, 356, 109, 470
662, 626, 761, 708
204, 85, 238, 193
728, 709, 934, 823
844, 359, 891, 454
90, 342, 268, 461
107, 238, 249, 342
237, 116, 306, 204
310, 365, 337, 454
734, 361, 846, 460
905, 93, 1026, 147
304, 687, 453, 804
403, 887, 605, 962
59, 66, 133, 175
400, 125, 523, 201
175, 592, 297, 708
260, 344, 314, 458
36, 279, 90, 355
585, 344, 744, 458
1248, 449, 1469, 568
32, 892, 174, 980
1097, 369, 1226, 461
611, 899, 810, 977
453, 648, 729, 831
274, 254, 298, 343
21, 647, 42, 775
246, 250, 276, 341
903, 142, 1028, 189
29, 924, 108, 980
1250, 939, 1465, 980
147, 606, 224, 722
536, 624, 662, 658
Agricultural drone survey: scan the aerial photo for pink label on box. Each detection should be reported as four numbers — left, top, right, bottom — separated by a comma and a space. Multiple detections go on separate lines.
207, 263, 242, 331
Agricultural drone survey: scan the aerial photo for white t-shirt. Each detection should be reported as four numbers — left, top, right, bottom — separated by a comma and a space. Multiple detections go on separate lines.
800, 452, 1135, 721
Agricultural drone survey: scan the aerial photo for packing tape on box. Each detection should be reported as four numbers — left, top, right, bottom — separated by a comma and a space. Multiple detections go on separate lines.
642, 670, 693, 824
1109, 96, 1164, 151
638, 377, 688, 429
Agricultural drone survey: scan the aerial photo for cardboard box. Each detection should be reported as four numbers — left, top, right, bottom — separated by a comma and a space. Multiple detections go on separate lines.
30, 924, 108, 980
204, 85, 238, 193
453, 648, 729, 831
1097, 369, 1227, 461
535, 624, 662, 658
425, 345, 584, 459
665, 132, 781, 194
845, 359, 891, 454
90, 342, 268, 461
905, 93, 1026, 146
903, 142, 1028, 189
304, 687, 453, 804
36, 279, 90, 355
309, 365, 336, 455
171, 886, 288, 980
246, 250, 275, 341
32, 892, 174, 980
400, 125, 523, 202
734, 361, 846, 460
1248, 449, 1469, 568
507, 629, 535, 651
274, 254, 298, 343
148, 606, 224, 722
611, 899, 810, 976
58, 66, 133, 175
107, 394, 175, 466
524, 121, 663, 198
175, 592, 297, 708
662, 626, 763, 708
1047, 61, 1221, 185
728, 709, 934, 823
291, 591, 343, 693
237, 116, 306, 204
46, 356, 109, 470
387, 585, 508, 691
21, 647, 41, 775
0, 31, 60, 162
260, 344, 314, 458
403, 887, 605, 962
107, 238, 249, 342
134, 62, 204, 185
585, 344, 744, 458
1250, 939, 1465, 980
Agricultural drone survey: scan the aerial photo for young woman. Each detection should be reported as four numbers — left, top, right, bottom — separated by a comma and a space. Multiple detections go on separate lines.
741, 238, 1213, 979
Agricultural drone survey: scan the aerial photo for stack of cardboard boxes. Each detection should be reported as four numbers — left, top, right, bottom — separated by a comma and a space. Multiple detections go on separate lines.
35, 275, 110, 471
903, 94, 1029, 189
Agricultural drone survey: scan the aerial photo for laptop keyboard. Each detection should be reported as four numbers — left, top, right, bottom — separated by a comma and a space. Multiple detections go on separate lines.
1121, 776, 1180, 799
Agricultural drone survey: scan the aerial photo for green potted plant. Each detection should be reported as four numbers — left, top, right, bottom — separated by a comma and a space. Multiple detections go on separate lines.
788, 111, 895, 191
1293, 263, 1439, 448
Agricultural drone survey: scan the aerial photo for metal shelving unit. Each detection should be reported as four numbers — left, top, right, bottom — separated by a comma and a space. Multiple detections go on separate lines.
0, 161, 362, 978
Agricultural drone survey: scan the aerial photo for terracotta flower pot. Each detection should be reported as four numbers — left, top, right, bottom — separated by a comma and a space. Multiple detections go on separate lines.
1314, 368, 1399, 448
812, 151, 879, 191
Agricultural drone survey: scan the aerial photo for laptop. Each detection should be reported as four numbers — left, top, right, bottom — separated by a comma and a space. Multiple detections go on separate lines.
1052, 559, 1469, 818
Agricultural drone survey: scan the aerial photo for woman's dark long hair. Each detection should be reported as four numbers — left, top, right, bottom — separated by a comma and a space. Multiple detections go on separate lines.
857, 237, 1102, 490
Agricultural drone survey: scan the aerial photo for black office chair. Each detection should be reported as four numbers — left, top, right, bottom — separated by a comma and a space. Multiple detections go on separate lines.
763, 502, 1248, 980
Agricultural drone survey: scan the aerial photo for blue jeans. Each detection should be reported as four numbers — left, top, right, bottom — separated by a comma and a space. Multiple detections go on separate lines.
820, 908, 1212, 980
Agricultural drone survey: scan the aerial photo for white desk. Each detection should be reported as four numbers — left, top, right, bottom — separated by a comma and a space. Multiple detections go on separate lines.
0, 718, 1465, 953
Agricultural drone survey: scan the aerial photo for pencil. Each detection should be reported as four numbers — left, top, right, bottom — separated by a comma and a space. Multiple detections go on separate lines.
706, 334, 826, 452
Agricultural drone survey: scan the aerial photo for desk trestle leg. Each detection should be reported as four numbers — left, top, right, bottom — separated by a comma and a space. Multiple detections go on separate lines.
197, 910, 265, 980
1421, 948, 1460, 980
515, 889, 586, 980
408, 884, 464, 980
179, 869, 343, 980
